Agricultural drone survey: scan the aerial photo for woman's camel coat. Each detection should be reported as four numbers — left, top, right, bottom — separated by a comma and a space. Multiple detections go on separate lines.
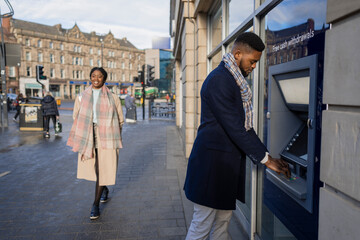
73, 93, 124, 186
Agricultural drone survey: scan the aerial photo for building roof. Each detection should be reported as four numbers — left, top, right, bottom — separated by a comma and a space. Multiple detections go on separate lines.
11, 18, 138, 49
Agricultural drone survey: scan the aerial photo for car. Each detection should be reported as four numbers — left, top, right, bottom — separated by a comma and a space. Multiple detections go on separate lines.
119, 94, 128, 100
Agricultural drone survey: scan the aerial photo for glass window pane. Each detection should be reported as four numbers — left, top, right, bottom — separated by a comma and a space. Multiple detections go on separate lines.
229, 0, 254, 34
210, 6, 222, 51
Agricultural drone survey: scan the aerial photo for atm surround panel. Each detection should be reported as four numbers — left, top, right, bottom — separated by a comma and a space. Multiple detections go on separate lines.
266, 54, 318, 213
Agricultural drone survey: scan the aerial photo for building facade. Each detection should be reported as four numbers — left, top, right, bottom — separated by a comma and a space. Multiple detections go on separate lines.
145, 48, 174, 97
5, 17, 144, 99
170, 0, 360, 239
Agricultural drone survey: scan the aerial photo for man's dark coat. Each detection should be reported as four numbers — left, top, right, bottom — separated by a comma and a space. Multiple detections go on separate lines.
184, 61, 268, 210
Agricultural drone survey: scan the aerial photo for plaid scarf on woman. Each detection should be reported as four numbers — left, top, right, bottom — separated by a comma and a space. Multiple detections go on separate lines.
223, 53, 253, 131
67, 85, 122, 160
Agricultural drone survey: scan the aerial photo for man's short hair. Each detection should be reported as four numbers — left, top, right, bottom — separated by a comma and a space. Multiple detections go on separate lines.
234, 32, 265, 52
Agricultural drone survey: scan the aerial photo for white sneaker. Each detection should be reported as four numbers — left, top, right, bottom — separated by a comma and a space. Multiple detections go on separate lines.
13, 118, 16, 121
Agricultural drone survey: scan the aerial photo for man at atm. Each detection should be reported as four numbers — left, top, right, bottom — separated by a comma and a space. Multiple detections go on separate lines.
184, 32, 290, 239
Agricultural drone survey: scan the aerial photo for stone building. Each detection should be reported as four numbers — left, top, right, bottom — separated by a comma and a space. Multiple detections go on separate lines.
5, 17, 144, 99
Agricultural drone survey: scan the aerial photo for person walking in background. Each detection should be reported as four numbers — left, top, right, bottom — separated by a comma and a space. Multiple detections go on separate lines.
41, 92, 59, 138
13, 93, 24, 122
67, 67, 124, 220
183, 32, 290, 239
124, 93, 136, 122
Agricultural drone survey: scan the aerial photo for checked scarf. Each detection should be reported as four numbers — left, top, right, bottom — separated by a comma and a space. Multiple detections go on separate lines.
67, 85, 122, 160
223, 53, 253, 131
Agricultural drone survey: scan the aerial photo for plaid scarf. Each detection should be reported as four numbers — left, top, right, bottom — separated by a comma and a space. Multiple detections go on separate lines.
67, 85, 122, 160
223, 53, 253, 131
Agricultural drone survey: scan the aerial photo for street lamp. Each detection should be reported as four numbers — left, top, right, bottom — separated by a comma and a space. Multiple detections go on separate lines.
100, 38, 104, 67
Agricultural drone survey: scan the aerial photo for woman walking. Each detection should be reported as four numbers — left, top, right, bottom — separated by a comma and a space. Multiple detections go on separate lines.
67, 67, 124, 220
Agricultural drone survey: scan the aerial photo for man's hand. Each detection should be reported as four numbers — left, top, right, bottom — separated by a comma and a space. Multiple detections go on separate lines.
265, 155, 291, 179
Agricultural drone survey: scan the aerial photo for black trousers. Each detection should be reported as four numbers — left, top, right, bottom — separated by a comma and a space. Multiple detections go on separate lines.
44, 115, 56, 132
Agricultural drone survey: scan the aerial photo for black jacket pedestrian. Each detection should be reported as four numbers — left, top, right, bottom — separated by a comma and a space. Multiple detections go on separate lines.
41, 95, 59, 116
183, 62, 268, 210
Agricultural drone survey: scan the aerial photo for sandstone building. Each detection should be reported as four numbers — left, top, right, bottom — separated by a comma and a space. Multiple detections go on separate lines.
4, 17, 144, 99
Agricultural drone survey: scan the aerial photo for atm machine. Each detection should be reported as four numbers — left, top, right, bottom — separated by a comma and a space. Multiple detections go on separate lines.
264, 54, 323, 240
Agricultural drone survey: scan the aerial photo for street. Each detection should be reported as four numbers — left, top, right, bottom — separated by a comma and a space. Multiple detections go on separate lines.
0, 101, 246, 240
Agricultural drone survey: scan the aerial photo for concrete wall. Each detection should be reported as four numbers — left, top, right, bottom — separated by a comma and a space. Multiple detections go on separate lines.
319, 0, 360, 239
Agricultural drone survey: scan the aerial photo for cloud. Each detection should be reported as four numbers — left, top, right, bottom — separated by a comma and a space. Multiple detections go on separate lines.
6, 0, 170, 49
267, 0, 327, 30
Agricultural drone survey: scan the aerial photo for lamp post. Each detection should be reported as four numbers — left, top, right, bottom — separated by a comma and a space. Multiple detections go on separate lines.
100, 38, 104, 67
0, 0, 14, 128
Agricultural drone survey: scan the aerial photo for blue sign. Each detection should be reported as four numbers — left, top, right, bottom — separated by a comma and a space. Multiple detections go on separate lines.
121, 83, 134, 86
70, 81, 88, 85
105, 82, 119, 86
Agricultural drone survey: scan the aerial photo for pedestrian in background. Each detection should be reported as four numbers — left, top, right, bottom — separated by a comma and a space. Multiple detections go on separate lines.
67, 67, 124, 220
13, 93, 24, 122
184, 32, 290, 239
124, 93, 136, 122
41, 92, 59, 138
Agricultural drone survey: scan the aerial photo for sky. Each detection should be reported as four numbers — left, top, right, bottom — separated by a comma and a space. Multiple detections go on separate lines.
1, 0, 170, 49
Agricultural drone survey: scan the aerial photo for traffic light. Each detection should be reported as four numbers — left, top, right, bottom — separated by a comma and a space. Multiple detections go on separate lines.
36, 65, 47, 81
147, 64, 155, 84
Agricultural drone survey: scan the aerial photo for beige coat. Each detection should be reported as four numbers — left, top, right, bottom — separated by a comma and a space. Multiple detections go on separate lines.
73, 92, 124, 186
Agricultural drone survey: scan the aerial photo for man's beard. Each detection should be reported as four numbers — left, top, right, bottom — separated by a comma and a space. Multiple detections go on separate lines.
240, 68, 248, 77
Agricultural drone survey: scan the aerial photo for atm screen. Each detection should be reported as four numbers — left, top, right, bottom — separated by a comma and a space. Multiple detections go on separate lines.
281, 125, 308, 165
287, 126, 308, 161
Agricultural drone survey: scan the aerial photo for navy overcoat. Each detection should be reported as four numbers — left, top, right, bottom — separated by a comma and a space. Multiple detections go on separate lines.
184, 61, 268, 210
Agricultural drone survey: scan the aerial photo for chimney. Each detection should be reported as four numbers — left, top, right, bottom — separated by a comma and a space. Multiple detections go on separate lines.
2, 17, 11, 31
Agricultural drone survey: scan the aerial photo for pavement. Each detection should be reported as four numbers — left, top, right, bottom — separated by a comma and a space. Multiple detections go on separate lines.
0, 102, 247, 240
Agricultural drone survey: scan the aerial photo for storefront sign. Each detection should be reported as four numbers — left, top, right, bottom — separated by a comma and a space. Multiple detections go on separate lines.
25, 83, 42, 89
69, 81, 88, 85
272, 29, 315, 53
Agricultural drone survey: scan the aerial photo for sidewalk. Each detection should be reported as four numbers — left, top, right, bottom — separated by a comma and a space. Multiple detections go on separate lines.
0, 110, 247, 240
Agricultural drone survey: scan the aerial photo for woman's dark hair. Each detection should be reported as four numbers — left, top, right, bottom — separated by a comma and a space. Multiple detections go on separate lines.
90, 67, 108, 81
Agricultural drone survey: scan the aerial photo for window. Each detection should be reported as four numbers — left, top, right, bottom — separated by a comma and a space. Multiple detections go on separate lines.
122, 62, 125, 69
108, 51, 111, 57
75, 57, 79, 65
25, 39, 30, 46
49, 42, 53, 49
60, 69, 65, 78
90, 58, 93, 66
129, 63, 132, 70
9, 66, 15, 77
60, 55, 64, 64
74, 45, 77, 52
98, 49, 101, 55
78, 46, 81, 52
138, 55, 141, 60
228, 0, 253, 35
50, 68, 55, 78
210, 6, 222, 51
129, 53, 132, 59
38, 52, 43, 62
107, 61, 111, 68
50, 54, 54, 63
37, 40, 42, 47
26, 66, 31, 76
121, 52, 125, 58
97, 59, 101, 66
122, 73, 125, 81
26, 52, 31, 61
90, 48, 93, 54
60, 43, 64, 51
